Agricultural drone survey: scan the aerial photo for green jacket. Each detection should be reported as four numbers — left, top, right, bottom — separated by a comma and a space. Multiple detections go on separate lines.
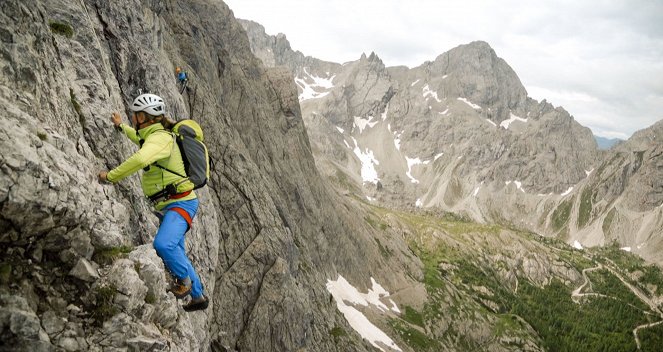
107, 123, 196, 210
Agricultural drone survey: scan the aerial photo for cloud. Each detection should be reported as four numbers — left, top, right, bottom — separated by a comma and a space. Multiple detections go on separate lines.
225, 0, 663, 138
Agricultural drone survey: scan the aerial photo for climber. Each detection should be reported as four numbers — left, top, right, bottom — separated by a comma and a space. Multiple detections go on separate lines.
176, 66, 188, 93
97, 93, 209, 312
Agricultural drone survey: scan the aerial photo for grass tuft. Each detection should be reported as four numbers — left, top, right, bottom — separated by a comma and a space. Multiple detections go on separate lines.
49, 20, 74, 38
92, 246, 133, 266
90, 284, 118, 326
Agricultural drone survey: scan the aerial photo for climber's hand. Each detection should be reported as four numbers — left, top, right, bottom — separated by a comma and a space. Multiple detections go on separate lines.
111, 112, 122, 128
98, 171, 109, 183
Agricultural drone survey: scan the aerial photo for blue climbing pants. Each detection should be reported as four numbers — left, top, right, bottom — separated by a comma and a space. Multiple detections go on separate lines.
153, 198, 204, 298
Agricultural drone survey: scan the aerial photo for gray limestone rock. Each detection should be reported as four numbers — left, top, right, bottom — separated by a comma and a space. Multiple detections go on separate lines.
0, 294, 53, 351
68, 258, 100, 282
239, 18, 663, 267
40, 310, 65, 336
1, 0, 417, 351
128, 245, 168, 301
107, 259, 148, 313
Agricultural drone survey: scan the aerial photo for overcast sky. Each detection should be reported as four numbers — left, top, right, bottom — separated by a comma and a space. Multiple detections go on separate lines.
224, 0, 663, 139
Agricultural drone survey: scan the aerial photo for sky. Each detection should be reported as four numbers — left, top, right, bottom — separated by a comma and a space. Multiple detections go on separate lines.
224, 0, 663, 139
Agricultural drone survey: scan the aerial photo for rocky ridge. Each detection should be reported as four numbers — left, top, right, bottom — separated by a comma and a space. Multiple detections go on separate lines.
239, 20, 663, 265
1, 2, 662, 351
0, 1, 419, 351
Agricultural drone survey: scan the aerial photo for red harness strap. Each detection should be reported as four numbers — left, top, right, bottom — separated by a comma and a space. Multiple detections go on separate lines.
169, 190, 192, 200
169, 207, 193, 230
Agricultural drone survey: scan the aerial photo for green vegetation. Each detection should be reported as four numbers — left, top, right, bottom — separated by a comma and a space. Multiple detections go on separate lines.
0, 263, 11, 285
402, 306, 425, 327
596, 243, 644, 272
92, 246, 133, 266
362, 202, 663, 351
374, 238, 393, 258
49, 20, 74, 38
577, 187, 593, 228
333, 168, 361, 194
493, 314, 525, 337
587, 269, 649, 311
90, 284, 118, 326
602, 207, 616, 234
364, 215, 388, 231
37, 131, 48, 140
389, 319, 440, 351
145, 292, 157, 304
597, 243, 663, 295
638, 265, 663, 295
638, 323, 663, 351
555, 248, 595, 271
329, 325, 347, 343
511, 280, 646, 352
69, 89, 83, 117
551, 199, 573, 231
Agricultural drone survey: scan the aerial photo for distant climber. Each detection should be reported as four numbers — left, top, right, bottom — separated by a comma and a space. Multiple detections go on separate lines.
176, 66, 188, 93
98, 93, 209, 312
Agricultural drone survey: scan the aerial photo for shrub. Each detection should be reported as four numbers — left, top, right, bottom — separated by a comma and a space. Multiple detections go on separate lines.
49, 21, 73, 38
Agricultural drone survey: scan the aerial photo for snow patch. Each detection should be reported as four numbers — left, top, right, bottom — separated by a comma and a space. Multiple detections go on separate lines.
457, 97, 481, 110
352, 138, 380, 184
505, 180, 526, 193
381, 104, 389, 121
500, 112, 528, 129
422, 85, 442, 102
354, 115, 379, 133
514, 181, 526, 193
415, 199, 423, 207
561, 187, 574, 196
393, 131, 403, 150
326, 276, 402, 352
411, 79, 420, 87
366, 196, 376, 202
389, 299, 400, 313
442, 74, 448, 79
336, 126, 345, 134
486, 119, 497, 127
573, 241, 584, 250
585, 168, 594, 177
294, 67, 335, 102
434, 153, 444, 161
473, 186, 480, 197
620, 247, 632, 252
406, 157, 424, 184
343, 140, 351, 149
439, 108, 449, 115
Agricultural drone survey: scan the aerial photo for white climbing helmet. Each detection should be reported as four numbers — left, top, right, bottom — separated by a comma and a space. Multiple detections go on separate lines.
130, 93, 165, 116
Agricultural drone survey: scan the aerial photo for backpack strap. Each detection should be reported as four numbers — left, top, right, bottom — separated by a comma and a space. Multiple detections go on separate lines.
169, 207, 192, 231
153, 164, 187, 179
147, 131, 189, 179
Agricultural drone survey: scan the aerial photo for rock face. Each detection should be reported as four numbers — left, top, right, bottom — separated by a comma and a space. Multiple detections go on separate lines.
0, 0, 419, 351
563, 120, 663, 263
239, 20, 663, 265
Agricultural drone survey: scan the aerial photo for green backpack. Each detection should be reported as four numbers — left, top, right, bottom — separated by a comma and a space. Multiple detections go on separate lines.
152, 119, 211, 191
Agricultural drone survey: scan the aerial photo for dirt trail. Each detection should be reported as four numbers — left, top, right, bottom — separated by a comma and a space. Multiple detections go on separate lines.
571, 265, 603, 300
571, 261, 663, 350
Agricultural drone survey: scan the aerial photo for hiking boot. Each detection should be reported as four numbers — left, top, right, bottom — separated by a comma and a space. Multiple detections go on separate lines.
183, 295, 209, 312
169, 277, 192, 299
